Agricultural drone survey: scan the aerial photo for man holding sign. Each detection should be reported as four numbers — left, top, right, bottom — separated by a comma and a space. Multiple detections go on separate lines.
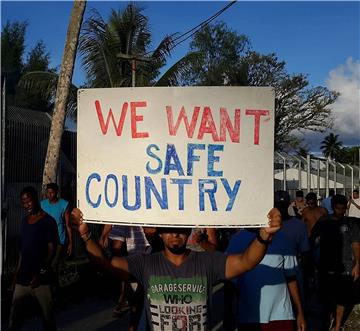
77, 87, 275, 228
71, 208, 281, 331
75, 86, 277, 330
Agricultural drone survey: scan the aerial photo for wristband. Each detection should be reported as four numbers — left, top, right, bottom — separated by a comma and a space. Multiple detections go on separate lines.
81, 231, 92, 243
256, 232, 272, 245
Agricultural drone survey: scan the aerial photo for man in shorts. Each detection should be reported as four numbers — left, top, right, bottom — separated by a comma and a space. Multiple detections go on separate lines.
310, 194, 360, 331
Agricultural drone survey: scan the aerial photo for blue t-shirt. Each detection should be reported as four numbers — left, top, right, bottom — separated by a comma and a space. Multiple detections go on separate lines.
41, 198, 69, 245
227, 230, 296, 324
282, 217, 310, 255
17, 214, 59, 286
321, 197, 333, 214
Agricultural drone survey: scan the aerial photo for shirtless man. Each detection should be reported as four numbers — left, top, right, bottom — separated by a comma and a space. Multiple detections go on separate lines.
302, 192, 327, 235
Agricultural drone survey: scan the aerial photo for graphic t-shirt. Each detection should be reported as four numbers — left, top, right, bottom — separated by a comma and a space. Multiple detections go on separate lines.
41, 198, 68, 245
127, 251, 226, 331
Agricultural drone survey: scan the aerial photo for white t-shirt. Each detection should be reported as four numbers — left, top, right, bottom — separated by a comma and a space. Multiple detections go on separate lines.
349, 198, 360, 218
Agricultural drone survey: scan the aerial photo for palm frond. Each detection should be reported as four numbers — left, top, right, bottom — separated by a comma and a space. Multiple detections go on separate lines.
18, 71, 78, 120
154, 51, 203, 86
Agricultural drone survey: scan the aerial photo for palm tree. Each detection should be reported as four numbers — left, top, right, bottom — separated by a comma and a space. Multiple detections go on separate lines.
79, 3, 196, 88
320, 133, 343, 160
42, 0, 86, 193
18, 3, 198, 115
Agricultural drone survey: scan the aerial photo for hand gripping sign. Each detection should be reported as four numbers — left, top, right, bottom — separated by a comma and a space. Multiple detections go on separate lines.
77, 86, 274, 227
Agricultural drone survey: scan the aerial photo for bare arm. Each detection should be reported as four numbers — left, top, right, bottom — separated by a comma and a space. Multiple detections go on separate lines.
196, 228, 218, 251
225, 208, 281, 279
64, 207, 73, 255
351, 242, 360, 281
287, 278, 306, 331
71, 209, 130, 280
99, 224, 113, 248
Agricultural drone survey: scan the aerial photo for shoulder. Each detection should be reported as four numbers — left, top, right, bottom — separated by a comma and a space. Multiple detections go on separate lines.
59, 199, 69, 208
40, 199, 48, 207
42, 213, 57, 226
226, 230, 254, 254
320, 207, 328, 214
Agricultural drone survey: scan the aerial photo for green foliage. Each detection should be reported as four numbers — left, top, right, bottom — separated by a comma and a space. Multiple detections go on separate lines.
79, 3, 176, 87
180, 22, 338, 151
23, 41, 53, 72
337, 146, 360, 165
320, 133, 343, 160
181, 22, 250, 86
1, 21, 27, 75
1, 21, 55, 111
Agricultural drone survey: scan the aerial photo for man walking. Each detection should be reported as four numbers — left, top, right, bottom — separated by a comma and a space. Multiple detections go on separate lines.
302, 192, 327, 235
348, 189, 360, 218
9, 186, 59, 331
71, 207, 281, 331
311, 194, 360, 331
41, 183, 72, 256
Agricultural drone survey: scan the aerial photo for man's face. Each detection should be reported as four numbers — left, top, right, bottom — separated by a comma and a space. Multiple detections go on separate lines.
353, 192, 359, 200
333, 203, 347, 219
21, 193, 37, 215
46, 188, 57, 202
306, 199, 317, 209
160, 229, 190, 255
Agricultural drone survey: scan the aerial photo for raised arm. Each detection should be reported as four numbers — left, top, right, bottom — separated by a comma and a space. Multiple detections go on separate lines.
225, 208, 281, 279
71, 208, 130, 280
64, 207, 73, 255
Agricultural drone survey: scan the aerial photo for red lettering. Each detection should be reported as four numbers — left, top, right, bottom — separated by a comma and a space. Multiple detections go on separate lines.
245, 109, 269, 145
130, 101, 149, 138
95, 100, 128, 136
166, 106, 200, 137
197, 107, 219, 141
220, 108, 240, 143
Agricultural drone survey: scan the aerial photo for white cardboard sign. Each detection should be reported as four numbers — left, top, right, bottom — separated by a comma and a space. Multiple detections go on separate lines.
77, 87, 274, 227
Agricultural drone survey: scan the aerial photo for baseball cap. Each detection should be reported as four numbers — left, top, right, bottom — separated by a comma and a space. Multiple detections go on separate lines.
274, 190, 290, 204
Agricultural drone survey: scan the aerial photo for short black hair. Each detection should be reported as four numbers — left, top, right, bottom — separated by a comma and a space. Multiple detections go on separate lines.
353, 189, 359, 194
331, 194, 347, 209
329, 189, 335, 196
295, 190, 304, 198
305, 192, 317, 201
46, 182, 59, 191
20, 186, 38, 201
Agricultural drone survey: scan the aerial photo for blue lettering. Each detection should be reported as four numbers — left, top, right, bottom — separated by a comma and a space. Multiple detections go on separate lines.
221, 178, 241, 211
170, 178, 192, 210
164, 144, 184, 176
104, 174, 119, 207
207, 144, 224, 177
86, 173, 101, 208
199, 179, 218, 211
122, 175, 141, 210
146, 144, 162, 174
187, 143, 205, 176
145, 177, 168, 209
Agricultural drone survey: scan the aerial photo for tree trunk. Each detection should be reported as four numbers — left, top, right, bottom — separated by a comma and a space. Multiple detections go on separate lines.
42, 0, 86, 195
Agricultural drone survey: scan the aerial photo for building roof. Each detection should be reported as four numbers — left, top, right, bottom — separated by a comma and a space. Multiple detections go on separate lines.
6, 105, 52, 127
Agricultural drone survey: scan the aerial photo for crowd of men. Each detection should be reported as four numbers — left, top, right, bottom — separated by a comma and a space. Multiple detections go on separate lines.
7, 184, 360, 331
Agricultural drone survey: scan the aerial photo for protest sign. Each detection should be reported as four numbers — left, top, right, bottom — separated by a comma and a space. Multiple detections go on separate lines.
77, 87, 274, 227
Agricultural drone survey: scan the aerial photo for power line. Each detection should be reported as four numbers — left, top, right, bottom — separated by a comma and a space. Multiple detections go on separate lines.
144, 0, 237, 56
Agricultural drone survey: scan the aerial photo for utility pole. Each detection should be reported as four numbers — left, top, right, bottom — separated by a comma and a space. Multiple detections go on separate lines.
116, 53, 152, 87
